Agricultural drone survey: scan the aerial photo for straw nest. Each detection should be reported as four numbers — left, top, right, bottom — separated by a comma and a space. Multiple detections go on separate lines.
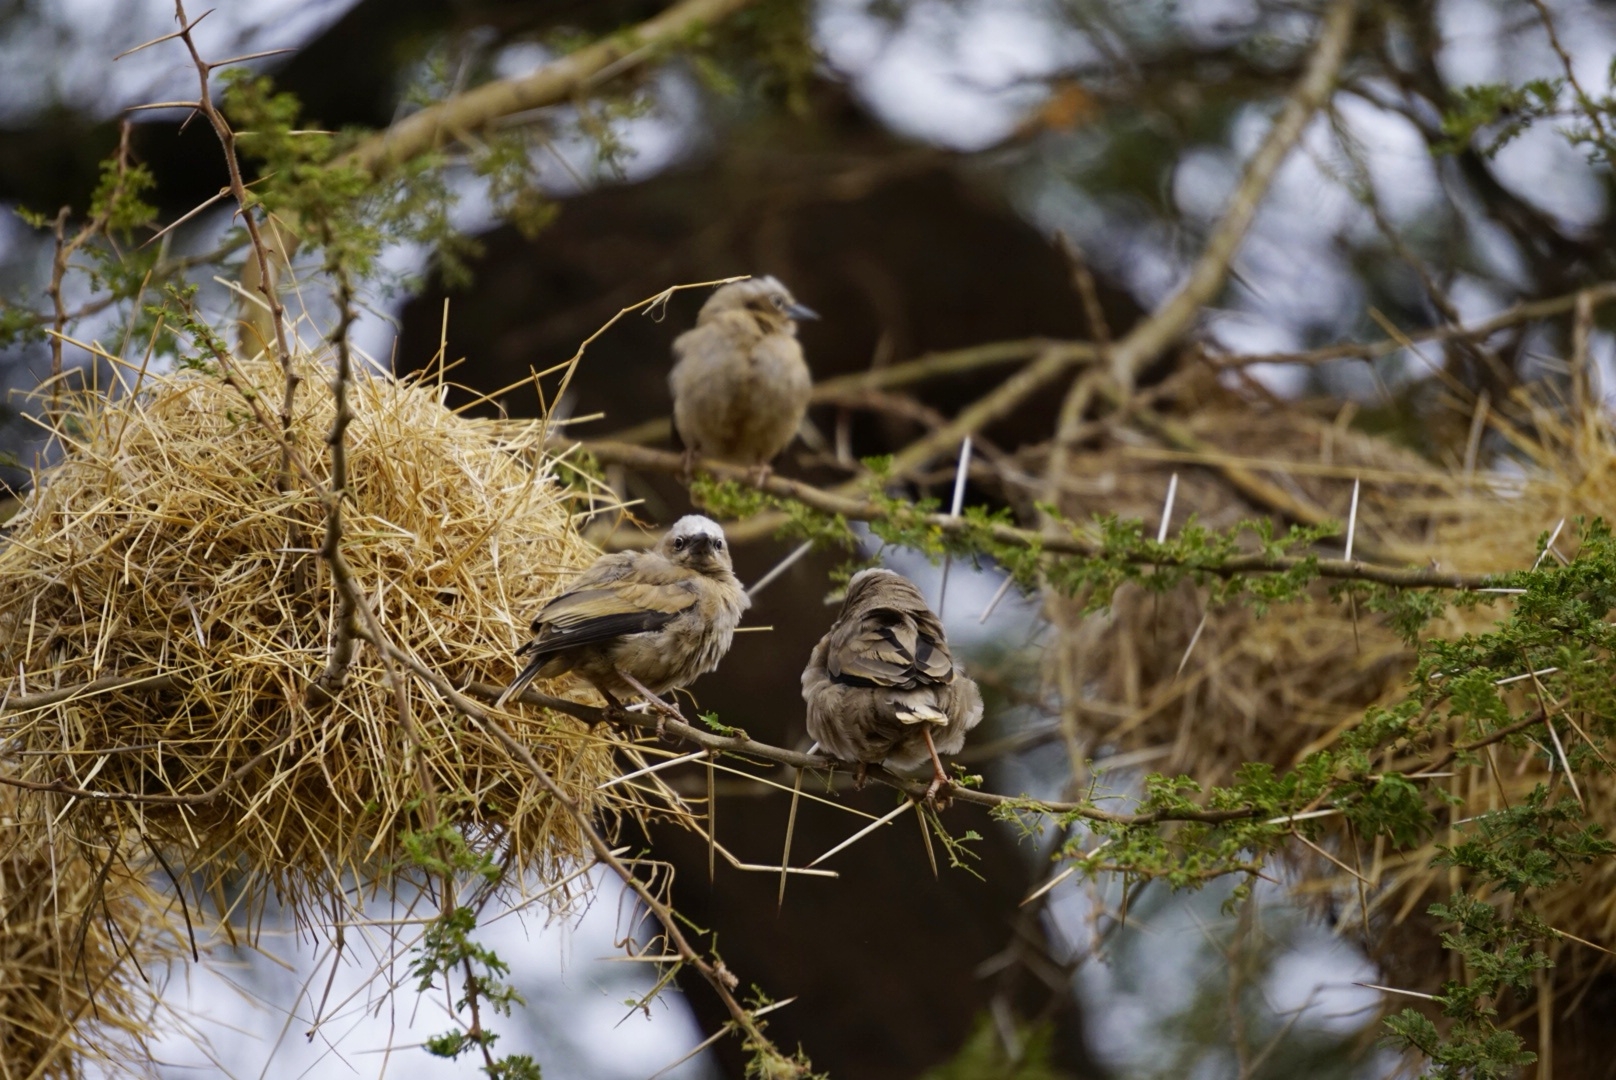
0, 786, 184, 1078
1047, 380, 1616, 1018
1048, 388, 1475, 786
0, 352, 613, 926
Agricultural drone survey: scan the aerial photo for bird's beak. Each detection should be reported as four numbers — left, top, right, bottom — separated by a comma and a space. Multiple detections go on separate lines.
785, 302, 820, 321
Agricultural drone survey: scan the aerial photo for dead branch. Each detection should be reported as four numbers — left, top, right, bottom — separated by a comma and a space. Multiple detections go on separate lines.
1104, 0, 1359, 389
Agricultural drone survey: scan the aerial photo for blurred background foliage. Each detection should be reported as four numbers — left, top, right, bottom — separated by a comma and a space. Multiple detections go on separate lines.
4, 0, 1616, 1077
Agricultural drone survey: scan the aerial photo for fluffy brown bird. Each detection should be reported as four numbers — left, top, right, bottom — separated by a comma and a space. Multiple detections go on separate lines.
669, 276, 817, 477
496, 515, 749, 720
801, 568, 983, 802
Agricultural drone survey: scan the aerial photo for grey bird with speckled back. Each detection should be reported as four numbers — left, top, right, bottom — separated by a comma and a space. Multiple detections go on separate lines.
669, 276, 817, 478
801, 568, 983, 802
496, 516, 749, 720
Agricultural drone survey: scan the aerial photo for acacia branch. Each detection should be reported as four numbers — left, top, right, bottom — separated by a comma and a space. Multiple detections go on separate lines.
344, 0, 762, 175
174, 0, 291, 377
887, 345, 1088, 476
460, 682, 1254, 825
460, 683, 1557, 830
235, 0, 764, 343
2, 673, 178, 712
309, 252, 360, 704
574, 439, 1497, 589
365, 637, 800, 1068
1218, 281, 1616, 368
1105, 0, 1358, 389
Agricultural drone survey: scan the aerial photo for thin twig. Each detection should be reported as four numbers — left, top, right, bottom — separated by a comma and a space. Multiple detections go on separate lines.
172, 0, 291, 373
308, 250, 360, 704
45, 123, 140, 416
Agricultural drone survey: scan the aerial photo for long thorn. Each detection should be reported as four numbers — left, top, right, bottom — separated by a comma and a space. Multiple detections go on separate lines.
979, 574, 1015, 624
917, 802, 938, 879
807, 801, 911, 868
1344, 477, 1361, 562
748, 540, 814, 599
1175, 610, 1209, 680
597, 749, 706, 790
778, 765, 806, 912
1157, 472, 1179, 543
1535, 517, 1567, 570
1021, 864, 1078, 907
937, 437, 973, 619
707, 752, 717, 883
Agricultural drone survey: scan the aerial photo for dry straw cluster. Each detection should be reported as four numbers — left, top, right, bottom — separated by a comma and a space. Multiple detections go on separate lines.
1049, 380, 1616, 1027
0, 787, 184, 1079
0, 350, 614, 939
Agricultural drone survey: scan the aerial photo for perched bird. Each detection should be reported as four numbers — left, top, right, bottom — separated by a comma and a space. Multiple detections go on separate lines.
801, 568, 983, 802
669, 276, 817, 479
496, 515, 749, 721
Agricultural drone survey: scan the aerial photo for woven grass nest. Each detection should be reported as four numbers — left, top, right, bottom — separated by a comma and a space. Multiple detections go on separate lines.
0, 351, 615, 926
0, 786, 184, 1079
1048, 380, 1616, 1026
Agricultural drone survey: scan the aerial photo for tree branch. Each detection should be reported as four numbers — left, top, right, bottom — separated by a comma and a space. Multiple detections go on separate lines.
236, 0, 765, 343
45, 122, 139, 416
1105, 0, 1358, 388
308, 251, 360, 704
363, 636, 803, 1070
573, 439, 1497, 589
344, 0, 763, 176
1217, 281, 1616, 369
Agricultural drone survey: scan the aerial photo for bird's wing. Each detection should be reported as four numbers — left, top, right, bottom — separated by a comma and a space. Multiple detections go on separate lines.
827, 610, 954, 690
521, 577, 696, 658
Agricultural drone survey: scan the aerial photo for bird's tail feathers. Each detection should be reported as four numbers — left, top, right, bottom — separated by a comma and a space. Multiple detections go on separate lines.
494, 654, 547, 709
895, 702, 949, 726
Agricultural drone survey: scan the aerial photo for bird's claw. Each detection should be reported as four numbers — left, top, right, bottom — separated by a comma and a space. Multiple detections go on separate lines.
747, 463, 773, 488
922, 775, 954, 811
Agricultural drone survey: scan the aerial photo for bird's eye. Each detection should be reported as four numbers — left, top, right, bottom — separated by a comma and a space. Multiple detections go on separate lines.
673, 537, 686, 550
714, 538, 725, 549
771, 294, 786, 308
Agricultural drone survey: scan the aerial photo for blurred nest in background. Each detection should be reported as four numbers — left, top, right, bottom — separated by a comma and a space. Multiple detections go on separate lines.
0, 352, 614, 930
0, 786, 184, 1078
1048, 387, 1490, 786
1048, 378, 1616, 997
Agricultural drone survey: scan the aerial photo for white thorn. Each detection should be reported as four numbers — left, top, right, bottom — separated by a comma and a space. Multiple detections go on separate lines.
1533, 517, 1567, 570
747, 540, 814, 598
1344, 477, 1361, 563
1156, 472, 1179, 544
979, 575, 1016, 624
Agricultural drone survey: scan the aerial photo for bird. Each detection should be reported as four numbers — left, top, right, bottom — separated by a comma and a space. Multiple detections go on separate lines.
800, 568, 983, 804
669, 275, 817, 480
495, 515, 750, 727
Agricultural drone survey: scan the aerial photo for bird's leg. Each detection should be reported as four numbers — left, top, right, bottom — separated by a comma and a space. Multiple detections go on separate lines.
853, 761, 868, 791
616, 670, 686, 741
680, 445, 698, 484
587, 679, 630, 727
920, 726, 953, 809
746, 462, 773, 488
